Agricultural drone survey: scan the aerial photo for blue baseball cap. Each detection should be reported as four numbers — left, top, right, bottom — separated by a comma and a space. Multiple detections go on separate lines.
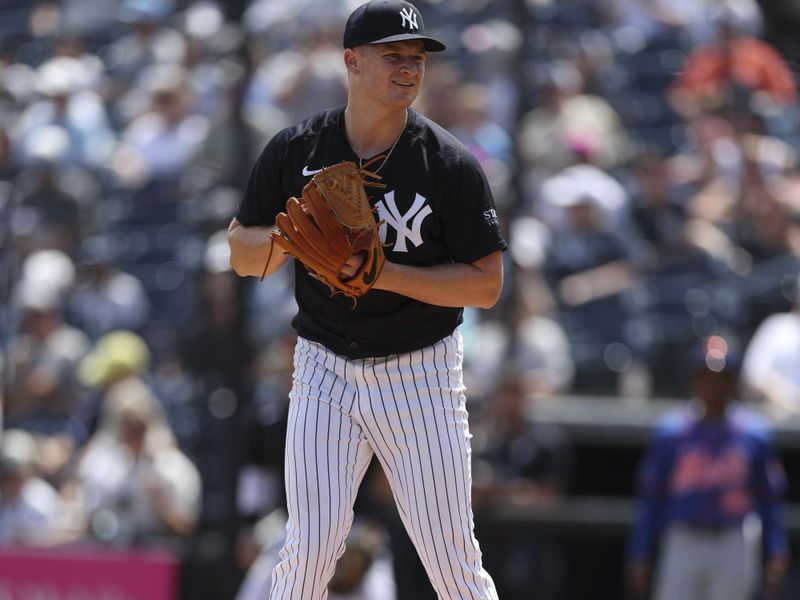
688, 335, 741, 377
343, 0, 446, 52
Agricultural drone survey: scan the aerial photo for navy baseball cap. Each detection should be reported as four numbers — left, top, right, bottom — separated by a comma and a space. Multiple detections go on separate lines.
343, 0, 446, 52
687, 335, 741, 377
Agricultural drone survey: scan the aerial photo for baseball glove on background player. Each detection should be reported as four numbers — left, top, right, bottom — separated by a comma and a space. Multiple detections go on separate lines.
264, 161, 386, 305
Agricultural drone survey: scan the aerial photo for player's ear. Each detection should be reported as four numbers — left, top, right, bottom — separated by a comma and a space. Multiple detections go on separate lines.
344, 48, 360, 74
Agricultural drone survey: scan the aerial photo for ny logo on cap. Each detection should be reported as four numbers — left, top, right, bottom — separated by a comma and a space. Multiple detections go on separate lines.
399, 7, 419, 30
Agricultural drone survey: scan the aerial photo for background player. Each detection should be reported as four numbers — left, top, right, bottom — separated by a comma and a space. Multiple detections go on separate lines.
626, 335, 790, 600
227, 1, 505, 598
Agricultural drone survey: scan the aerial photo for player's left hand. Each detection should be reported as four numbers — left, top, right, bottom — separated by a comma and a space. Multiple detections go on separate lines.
763, 555, 789, 600
624, 560, 651, 600
270, 161, 386, 304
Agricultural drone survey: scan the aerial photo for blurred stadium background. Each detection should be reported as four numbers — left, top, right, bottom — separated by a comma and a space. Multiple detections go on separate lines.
2, 0, 800, 599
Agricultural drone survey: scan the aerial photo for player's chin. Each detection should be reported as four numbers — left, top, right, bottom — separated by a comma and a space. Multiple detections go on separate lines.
390, 83, 419, 103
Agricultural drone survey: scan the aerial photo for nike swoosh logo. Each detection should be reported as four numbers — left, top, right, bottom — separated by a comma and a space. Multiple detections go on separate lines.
302, 165, 323, 176
362, 248, 379, 285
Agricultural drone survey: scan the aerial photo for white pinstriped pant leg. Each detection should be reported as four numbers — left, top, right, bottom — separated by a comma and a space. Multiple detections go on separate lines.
355, 332, 498, 600
269, 340, 375, 600
269, 332, 497, 600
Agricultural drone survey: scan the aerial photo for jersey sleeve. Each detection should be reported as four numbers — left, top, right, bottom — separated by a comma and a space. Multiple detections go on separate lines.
752, 431, 789, 560
627, 432, 672, 562
235, 128, 291, 227
441, 149, 507, 264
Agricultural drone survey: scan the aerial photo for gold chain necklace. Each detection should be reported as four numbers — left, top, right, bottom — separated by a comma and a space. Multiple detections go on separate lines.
359, 109, 408, 174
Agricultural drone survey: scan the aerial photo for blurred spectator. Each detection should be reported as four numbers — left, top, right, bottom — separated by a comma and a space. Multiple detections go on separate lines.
535, 167, 637, 390
668, 112, 739, 204
627, 148, 688, 265
109, 0, 186, 91
624, 146, 746, 394
609, 0, 763, 47
58, 0, 123, 39
14, 247, 79, 317
519, 60, 628, 174
507, 278, 575, 395
49, 33, 107, 91
73, 376, 201, 546
326, 521, 394, 600
741, 276, 800, 417
472, 371, 572, 506
728, 128, 798, 267
65, 329, 153, 453
197, 65, 286, 190
669, 11, 797, 117
235, 511, 395, 600
19, 329, 154, 488
67, 236, 151, 339
13, 55, 116, 168
234, 330, 295, 528
461, 312, 510, 404
178, 230, 250, 389
673, 112, 800, 339
626, 335, 789, 600
13, 151, 84, 257
669, 112, 798, 263
244, 20, 347, 126
537, 161, 631, 232
0, 429, 69, 546
6, 251, 89, 434
112, 63, 209, 186
731, 168, 797, 266
472, 371, 572, 599
413, 59, 463, 131
244, 260, 297, 346
448, 82, 514, 210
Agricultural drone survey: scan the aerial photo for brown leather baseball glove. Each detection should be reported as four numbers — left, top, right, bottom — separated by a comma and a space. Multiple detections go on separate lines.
264, 161, 386, 305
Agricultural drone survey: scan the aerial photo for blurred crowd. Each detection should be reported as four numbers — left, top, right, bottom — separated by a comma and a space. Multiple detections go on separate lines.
1, 0, 800, 598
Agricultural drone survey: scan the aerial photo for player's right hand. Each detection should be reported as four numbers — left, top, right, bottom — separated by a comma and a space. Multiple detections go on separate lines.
763, 555, 789, 600
624, 560, 651, 600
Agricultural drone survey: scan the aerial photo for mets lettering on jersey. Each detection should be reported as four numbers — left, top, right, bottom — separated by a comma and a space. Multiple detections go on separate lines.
670, 446, 749, 494
627, 403, 788, 564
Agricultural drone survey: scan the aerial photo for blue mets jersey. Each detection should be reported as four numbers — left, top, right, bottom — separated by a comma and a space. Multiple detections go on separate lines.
628, 402, 788, 561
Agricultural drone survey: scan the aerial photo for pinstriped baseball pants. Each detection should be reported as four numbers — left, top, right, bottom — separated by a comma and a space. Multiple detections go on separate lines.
268, 331, 498, 600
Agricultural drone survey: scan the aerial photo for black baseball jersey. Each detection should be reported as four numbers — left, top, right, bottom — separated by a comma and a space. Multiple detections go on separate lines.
236, 106, 507, 358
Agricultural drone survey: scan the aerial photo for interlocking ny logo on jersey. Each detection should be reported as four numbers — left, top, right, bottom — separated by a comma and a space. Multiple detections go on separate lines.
399, 7, 418, 30
376, 191, 432, 252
